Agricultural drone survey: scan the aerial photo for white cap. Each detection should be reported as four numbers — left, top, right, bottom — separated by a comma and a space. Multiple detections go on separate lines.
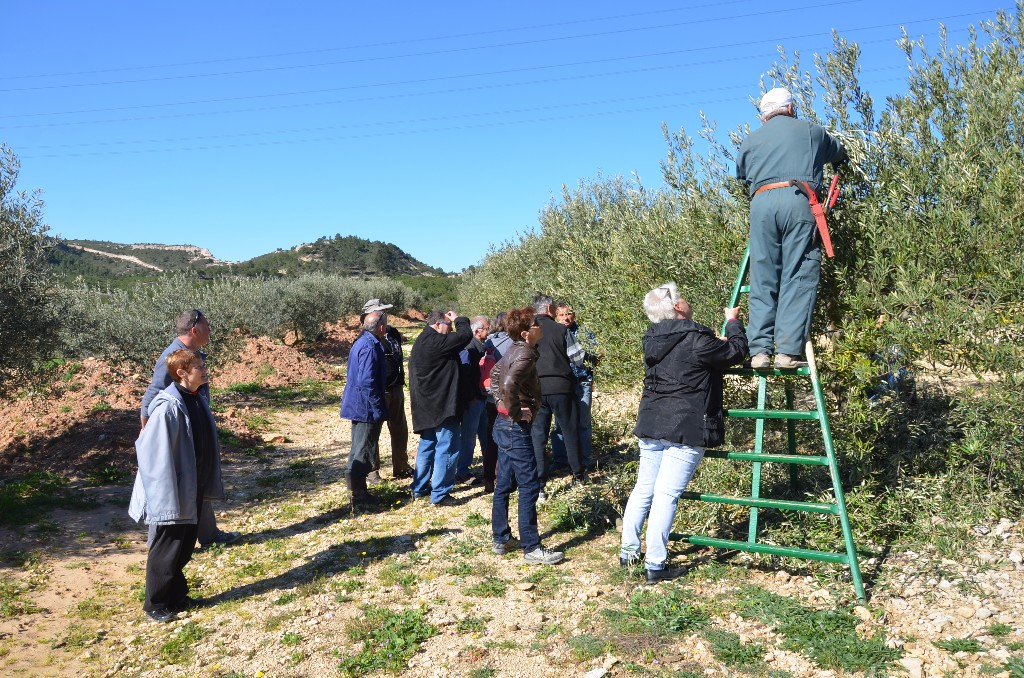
759, 87, 795, 115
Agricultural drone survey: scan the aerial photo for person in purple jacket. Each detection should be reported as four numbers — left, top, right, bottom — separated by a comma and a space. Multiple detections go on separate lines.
340, 310, 389, 506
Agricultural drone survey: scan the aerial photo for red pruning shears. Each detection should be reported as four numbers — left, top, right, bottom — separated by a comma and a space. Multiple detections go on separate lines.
823, 173, 841, 217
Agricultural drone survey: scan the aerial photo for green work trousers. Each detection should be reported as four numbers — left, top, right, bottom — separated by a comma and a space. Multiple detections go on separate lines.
747, 187, 822, 357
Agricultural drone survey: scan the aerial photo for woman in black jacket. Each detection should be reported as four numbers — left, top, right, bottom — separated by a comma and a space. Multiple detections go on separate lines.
620, 282, 748, 583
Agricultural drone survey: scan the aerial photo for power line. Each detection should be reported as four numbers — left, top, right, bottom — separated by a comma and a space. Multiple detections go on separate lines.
0, 11, 985, 122
11, 54, 912, 144
0, 0, 871, 93
17, 75, 906, 159
0, 0, 764, 81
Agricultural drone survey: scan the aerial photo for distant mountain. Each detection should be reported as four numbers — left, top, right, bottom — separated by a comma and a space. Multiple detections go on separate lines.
48, 235, 444, 284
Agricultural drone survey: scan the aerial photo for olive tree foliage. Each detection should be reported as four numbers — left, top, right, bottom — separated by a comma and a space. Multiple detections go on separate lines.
0, 146, 64, 390
460, 7, 1024, 530
60, 273, 421, 368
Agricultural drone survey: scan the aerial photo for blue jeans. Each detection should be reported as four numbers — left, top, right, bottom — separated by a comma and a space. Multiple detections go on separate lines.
411, 416, 460, 503
491, 416, 541, 553
620, 438, 705, 570
552, 380, 593, 468
457, 399, 487, 477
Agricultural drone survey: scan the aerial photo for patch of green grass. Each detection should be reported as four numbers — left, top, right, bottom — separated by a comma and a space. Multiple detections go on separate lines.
445, 562, 473, 576
159, 622, 209, 664
0, 550, 40, 568
543, 484, 618, 533
51, 622, 96, 650
934, 638, 984, 653
464, 576, 508, 598
264, 611, 295, 631
455, 615, 492, 634
1005, 656, 1024, 677
245, 414, 272, 431
256, 473, 285, 487
536, 623, 563, 639
90, 401, 112, 412
274, 592, 298, 606
281, 632, 303, 646
338, 606, 437, 677
224, 381, 262, 394
266, 380, 339, 405
602, 587, 709, 635
469, 668, 496, 678
568, 634, 613, 661
521, 566, 569, 597
465, 511, 489, 527
704, 628, 767, 667
288, 459, 315, 470
59, 405, 73, 413
86, 463, 130, 486
378, 561, 418, 590
987, 622, 1013, 637
74, 597, 110, 620
736, 586, 902, 674
0, 471, 96, 527
0, 576, 43, 618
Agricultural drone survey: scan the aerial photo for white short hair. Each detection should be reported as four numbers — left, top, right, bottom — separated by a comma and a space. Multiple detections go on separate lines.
643, 282, 680, 322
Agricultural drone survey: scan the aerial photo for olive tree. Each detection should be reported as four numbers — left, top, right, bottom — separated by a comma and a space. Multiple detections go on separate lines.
0, 146, 63, 390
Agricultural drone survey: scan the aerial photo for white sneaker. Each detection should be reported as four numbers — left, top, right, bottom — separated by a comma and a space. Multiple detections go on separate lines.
537, 490, 547, 504
750, 353, 771, 370
523, 547, 564, 566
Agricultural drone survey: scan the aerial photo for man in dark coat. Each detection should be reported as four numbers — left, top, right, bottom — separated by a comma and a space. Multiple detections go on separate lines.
736, 86, 847, 370
408, 309, 472, 505
529, 293, 585, 492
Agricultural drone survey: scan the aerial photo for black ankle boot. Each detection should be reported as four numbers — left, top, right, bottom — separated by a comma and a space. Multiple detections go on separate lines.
645, 566, 687, 584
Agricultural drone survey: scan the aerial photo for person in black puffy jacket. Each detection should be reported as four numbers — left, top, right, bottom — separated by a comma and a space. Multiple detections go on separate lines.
620, 282, 748, 584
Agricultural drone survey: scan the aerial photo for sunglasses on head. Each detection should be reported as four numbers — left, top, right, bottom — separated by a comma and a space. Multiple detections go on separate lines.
189, 309, 204, 329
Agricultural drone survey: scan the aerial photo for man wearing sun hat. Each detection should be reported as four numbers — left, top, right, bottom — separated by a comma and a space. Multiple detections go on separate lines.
359, 299, 412, 482
735, 86, 847, 370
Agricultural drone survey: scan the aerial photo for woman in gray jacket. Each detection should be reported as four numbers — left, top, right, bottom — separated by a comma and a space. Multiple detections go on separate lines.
128, 349, 224, 622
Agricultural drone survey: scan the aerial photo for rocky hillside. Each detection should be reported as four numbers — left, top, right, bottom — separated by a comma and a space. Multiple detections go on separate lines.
48, 234, 444, 284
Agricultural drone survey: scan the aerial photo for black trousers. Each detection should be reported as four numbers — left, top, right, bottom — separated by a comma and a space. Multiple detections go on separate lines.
349, 420, 384, 479
144, 516, 200, 611
530, 392, 583, 484
383, 386, 410, 474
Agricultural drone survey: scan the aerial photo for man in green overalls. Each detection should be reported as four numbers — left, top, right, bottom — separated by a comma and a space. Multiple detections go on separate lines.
735, 87, 847, 369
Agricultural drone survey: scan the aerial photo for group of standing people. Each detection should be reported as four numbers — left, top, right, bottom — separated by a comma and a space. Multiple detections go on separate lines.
126, 84, 847, 619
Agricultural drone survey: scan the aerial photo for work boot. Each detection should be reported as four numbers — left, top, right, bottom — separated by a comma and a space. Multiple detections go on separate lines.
348, 475, 379, 506
750, 353, 771, 370
774, 354, 807, 369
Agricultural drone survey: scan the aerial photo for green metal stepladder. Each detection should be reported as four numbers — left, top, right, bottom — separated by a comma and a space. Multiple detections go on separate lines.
669, 244, 866, 601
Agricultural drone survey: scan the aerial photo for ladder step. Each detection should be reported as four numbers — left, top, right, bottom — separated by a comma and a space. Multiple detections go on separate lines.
679, 492, 840, 515
726, 408, 820, 420
703, 450, 829, 465
738, 285, 750, 293
669, 534, 850, 564
724, 366, 811, 376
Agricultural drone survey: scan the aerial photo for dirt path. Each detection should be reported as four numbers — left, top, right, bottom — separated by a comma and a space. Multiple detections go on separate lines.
2, 379, 1023, 676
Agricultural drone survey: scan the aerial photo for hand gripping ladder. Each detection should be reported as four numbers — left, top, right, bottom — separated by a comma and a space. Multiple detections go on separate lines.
669, 245, 866, 601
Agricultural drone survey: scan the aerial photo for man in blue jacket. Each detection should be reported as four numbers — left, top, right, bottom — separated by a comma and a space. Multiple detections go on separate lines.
340, 310, 389, 506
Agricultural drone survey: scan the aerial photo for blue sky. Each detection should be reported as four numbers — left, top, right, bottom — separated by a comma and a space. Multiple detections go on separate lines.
1, 1, 1006, 272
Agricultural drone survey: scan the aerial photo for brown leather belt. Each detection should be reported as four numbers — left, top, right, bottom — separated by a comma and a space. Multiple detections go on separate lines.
753, 181, 797, 196
750, 179, 836, 258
